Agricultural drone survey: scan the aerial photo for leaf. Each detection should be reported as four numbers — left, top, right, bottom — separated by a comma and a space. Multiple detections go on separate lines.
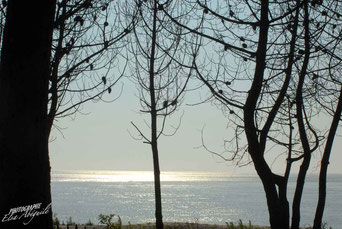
102, 77, 107, 85
101, 4, 108, 11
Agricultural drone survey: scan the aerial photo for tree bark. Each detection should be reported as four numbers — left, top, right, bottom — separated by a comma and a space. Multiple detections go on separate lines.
0, 1, 56, 228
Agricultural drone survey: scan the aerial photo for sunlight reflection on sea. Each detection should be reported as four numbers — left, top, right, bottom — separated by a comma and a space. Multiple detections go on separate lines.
51, 171, 342, 228
51, 170, 239, 182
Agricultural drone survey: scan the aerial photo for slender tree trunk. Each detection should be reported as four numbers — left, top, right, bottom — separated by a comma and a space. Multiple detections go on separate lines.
278, 179, 290, 229
149, 1, 163, 228
0, 1, 56, 228
291, 1, 311, 228
313, 85, 342, 229
291, 155, 311, 229
151, 142, 163, 229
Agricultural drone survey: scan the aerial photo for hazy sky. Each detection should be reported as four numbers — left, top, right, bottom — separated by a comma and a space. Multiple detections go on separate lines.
49, 77, 342, 175
46, 1, 342, 176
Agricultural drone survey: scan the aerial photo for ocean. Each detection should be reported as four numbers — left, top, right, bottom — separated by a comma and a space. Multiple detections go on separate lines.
51, 170, 342, 228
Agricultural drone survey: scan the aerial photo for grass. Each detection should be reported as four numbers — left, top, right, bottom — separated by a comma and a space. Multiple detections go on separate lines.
53, 214, 332, 229
54, 222, 268, 229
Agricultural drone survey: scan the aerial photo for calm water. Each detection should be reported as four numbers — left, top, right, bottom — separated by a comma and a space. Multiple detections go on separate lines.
51, 171, 342, 228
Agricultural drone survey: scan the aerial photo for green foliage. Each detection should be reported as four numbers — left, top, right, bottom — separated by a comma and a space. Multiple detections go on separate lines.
98, 213, 122, 229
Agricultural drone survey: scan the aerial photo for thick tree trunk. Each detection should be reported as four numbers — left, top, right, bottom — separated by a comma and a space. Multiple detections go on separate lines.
242, 0, 290, 227
0, 1, 56, 228
262, 185, 286, 229
255, 165, 289, 229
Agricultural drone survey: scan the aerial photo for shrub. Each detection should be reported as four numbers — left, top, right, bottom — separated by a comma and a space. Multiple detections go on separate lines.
98, 213, 122, 229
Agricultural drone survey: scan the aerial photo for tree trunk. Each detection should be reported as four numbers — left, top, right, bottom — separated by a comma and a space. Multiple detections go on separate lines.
291, 155, 311, 229
292, 1, 311, 228
278, 178, 290, 229
0, 1, 56, 228
313, 85, 342, 229
242, 0, 290, 227
255, 165, 289, 229
149, 1, 163, 228
151, 142, 163, 229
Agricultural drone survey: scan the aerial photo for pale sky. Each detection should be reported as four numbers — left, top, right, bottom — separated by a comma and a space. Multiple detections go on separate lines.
49, 78, 342, 175
47, 0, 342, 176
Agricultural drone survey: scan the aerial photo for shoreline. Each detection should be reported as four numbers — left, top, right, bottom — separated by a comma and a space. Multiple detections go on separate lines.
55, 222, 268, 229
54, 222, 316, 229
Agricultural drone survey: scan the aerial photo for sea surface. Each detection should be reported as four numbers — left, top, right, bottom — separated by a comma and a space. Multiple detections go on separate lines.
51, 170, 342, 228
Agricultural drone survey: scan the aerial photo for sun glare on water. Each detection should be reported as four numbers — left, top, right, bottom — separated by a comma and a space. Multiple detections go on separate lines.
52, 170, 232, 182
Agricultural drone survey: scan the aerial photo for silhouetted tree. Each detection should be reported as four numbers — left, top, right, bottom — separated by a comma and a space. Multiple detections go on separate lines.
0, 1, 134, 228
124, 0, 196, 228
165, 0, 342, 228
48, 0, 137, 133
313, 72, 342, 229
0, 1, 56, 228
312, 2, 342, 227
167, 1, 307, 227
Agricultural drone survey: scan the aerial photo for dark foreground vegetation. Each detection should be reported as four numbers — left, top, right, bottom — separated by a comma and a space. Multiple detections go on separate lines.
53, 222, 330, 229
52, 214, 332, 229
